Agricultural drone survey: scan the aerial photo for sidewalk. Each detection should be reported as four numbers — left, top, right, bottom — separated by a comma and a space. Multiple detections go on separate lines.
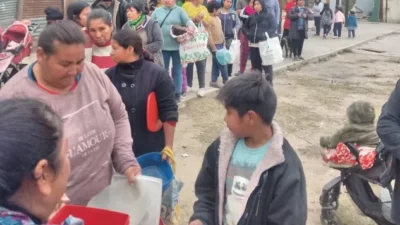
183, 22, 400, 101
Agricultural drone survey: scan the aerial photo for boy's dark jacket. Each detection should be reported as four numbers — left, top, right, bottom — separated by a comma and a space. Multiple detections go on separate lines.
242, 0, 277, 44
190, 122, 307, 225
377, 80, 400, 224
105, 57, 178, 157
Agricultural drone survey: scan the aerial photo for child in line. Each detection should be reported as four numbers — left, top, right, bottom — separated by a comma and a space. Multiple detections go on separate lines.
207, 1, 229, 88
242, 0, 276, 84
347, 10, 358, 38
220, 0, 241, 77
320, 3, 333, 39
189, 72, 307, 225
333, 6, 345, 39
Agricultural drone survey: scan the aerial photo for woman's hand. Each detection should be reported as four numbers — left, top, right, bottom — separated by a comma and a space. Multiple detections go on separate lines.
49, 194, 70, 220
124, 166, 142, 183
161, 146, 176, 173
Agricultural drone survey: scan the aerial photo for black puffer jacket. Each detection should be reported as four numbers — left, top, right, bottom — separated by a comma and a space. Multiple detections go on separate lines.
242, 0, 277, 44
105, 57, 178, 157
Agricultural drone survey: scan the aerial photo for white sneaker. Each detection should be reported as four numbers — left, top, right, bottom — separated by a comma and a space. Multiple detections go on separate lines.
197, 88, 206, 97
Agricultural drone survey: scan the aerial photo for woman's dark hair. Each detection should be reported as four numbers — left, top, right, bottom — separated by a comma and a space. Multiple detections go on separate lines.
38, 20, 86, 55
112, 29, 154, 62
0, 99, 64, 203
217, 71, 277, 125
127, 1, 148, 15
45, 7, 64, 22
67, 1, 90, 22
207, 1, 222, 13
87, 8, 113, 28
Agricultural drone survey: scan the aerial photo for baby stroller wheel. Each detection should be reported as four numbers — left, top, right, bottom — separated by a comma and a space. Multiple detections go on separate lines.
320, 210, 343, 225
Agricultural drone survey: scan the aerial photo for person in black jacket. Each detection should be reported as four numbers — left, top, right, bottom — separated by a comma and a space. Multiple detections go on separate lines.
377, 80, 400, 224
106, 29, 178, 159
241, 0, 276, 85
92, 0, 129, 30
189, 71, 307, 225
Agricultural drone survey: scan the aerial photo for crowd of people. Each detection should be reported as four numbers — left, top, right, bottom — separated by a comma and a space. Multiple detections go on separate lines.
0, 0, 369, 225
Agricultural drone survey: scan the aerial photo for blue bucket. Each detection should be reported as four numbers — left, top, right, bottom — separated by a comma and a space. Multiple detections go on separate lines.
137, 152, 173, 192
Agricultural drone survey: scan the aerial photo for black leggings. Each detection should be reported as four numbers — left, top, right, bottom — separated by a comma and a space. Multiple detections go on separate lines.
291, 30, 306, 57
249, 47, 273, 85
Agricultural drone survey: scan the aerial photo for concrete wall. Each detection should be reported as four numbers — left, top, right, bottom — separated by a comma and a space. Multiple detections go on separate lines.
354, 0, 374, 15
384, 0, 400, 23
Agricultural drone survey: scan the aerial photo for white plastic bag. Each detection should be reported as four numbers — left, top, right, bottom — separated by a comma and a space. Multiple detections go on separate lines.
259, 32, 284, 66
179, 23, 210, 67
228, 30, 241, 64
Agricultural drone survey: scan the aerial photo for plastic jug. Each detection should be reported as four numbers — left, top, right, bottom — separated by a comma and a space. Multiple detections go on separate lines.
88, 175, 162, 225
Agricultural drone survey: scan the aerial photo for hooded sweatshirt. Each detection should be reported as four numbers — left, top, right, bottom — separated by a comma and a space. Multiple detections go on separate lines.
242, 0, 277, 45
0, 62, 139, 206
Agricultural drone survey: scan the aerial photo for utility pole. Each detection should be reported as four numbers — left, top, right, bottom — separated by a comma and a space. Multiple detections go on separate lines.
344, 0, 349, 27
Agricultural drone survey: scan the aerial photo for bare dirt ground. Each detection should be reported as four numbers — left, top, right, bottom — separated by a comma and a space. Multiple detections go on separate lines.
173, 33, 400, 225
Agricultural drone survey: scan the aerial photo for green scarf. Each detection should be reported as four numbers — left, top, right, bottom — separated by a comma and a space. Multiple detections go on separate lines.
128, 14, 146, 30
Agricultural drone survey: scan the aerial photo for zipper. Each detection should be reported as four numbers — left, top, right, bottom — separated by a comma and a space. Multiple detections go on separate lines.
253, 22, 258, 43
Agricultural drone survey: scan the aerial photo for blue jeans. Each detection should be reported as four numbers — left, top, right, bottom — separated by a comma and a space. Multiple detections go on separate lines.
162, 50, 182, 94
211, 44, 228, 83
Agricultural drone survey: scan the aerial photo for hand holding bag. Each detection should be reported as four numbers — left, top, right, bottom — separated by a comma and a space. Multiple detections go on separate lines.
259, 32, 284, 66
228, 29, 241, 64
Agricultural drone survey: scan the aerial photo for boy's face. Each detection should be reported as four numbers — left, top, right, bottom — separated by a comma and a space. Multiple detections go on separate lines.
224, 0, 232, 9
213, 8, 222, 16
224, 107, 256, 138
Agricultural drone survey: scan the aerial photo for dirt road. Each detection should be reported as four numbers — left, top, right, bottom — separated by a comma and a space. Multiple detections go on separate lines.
173, 33, 400, 225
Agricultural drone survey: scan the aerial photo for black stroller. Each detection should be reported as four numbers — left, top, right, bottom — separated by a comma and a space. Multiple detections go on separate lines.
320, 142, 396, 225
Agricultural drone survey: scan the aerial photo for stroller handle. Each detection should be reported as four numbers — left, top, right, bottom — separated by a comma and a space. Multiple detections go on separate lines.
28, 23, 40, 34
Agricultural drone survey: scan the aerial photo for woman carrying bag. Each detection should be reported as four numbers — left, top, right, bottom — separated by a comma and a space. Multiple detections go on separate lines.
242, 0, 276, 85
152, 0, 195, 103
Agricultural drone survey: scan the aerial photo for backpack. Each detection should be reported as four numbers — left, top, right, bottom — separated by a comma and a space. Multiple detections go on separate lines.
321, 10, 332, 26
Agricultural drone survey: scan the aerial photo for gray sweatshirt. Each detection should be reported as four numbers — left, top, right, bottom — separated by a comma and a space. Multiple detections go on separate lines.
0, 62, 139, 205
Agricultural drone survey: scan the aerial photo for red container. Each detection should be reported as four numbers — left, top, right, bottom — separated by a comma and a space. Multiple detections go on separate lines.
49, 205, 130, 225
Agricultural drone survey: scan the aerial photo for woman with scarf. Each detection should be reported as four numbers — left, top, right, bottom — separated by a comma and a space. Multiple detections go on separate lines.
122, 1, 164, 67
242, 0, 276, 84
106, 28, 177, 159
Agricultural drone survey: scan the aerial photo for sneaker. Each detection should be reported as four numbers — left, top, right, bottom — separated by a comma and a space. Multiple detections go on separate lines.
333, 36, 338, 39
197, 88, 206, 97
235, 72, 243, 76
210, 82, 222, 88
323, 34, 327, 39
181, 92, 187, 98
299, 56, 305, 60
294, 56, 300, 61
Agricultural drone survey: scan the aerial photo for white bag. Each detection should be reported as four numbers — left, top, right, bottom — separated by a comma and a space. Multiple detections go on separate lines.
228, 30, 241, 64
259, 32, 284, 66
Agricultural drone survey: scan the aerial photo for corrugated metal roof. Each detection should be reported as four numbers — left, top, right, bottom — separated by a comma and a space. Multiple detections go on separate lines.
0, 0, 18, 29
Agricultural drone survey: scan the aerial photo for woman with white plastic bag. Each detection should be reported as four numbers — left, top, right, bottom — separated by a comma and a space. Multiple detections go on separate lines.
259, 31, 284, 66
242, 0, 277, 85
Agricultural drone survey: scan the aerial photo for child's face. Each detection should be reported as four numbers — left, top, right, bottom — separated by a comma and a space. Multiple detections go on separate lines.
224, 0, 232, 9
253, 1, 262, 12
224, 107, 254, 138
213, 8, 221, 16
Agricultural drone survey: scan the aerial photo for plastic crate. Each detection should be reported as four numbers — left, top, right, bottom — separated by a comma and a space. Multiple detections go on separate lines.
49, 205, 130, 225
